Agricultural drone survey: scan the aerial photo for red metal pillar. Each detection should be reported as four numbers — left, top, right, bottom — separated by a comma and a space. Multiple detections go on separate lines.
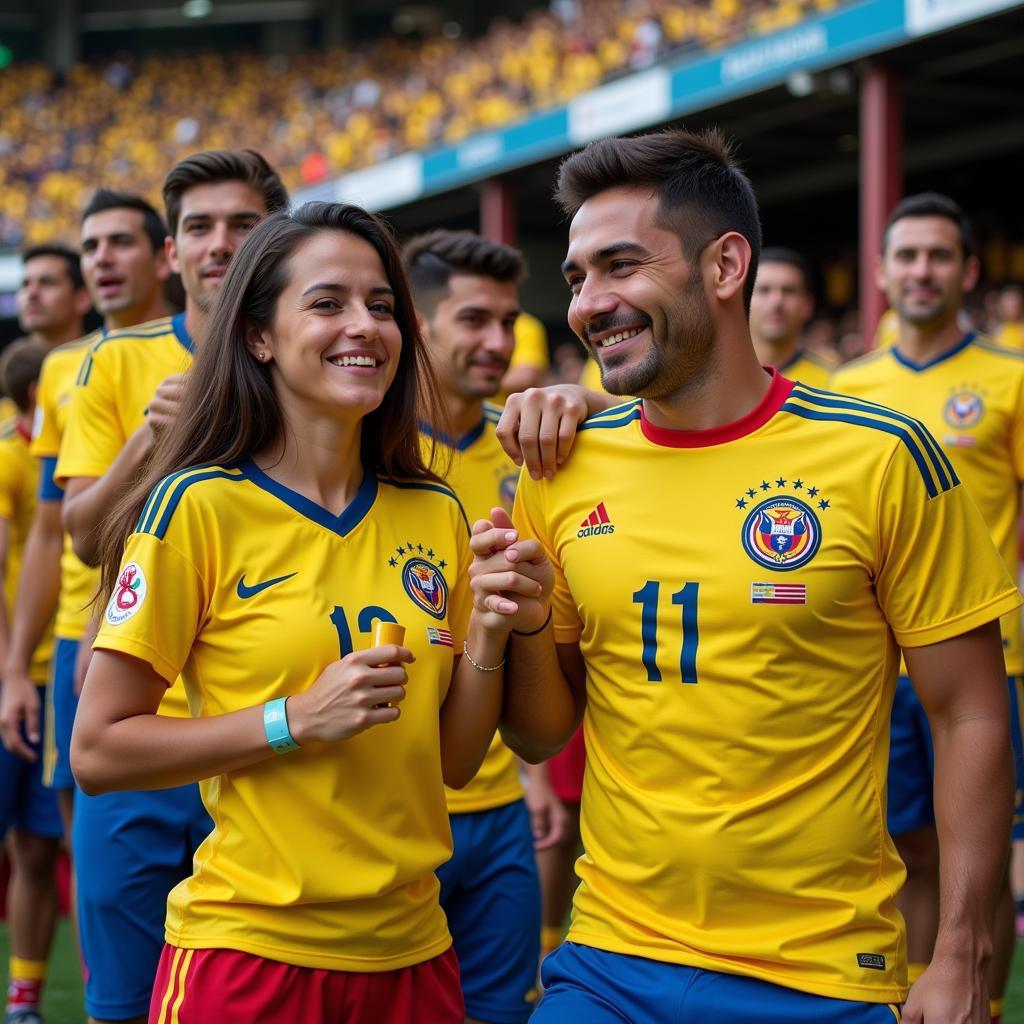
859, 65, 902, 347
480, 179, 517, 244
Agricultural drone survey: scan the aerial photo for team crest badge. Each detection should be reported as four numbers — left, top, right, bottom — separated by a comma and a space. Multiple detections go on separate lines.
741, 497, 821, 571
402, 557, 449, 619
105, 562, 147, 625
943, 391, 983, 430
499, 473, 518, 513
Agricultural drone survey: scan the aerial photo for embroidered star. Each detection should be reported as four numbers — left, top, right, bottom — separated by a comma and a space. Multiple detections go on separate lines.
388, 557, 398, 568
427, 548, 435, 558
736, 498, 747, 509
776, 477, 786, 487
746, 488, 757, 498
793, 478, 803, 489
407, 540, 415, 551
818, 499, 830, 510
807, 487, 819, 498
417, 543, 424, 553
760, 480, 771, 491
396, 546, 406, 556
439, 559, 448, 570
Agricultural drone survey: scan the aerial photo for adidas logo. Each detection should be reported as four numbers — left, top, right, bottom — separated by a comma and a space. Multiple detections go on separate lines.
578, 501, 615, 538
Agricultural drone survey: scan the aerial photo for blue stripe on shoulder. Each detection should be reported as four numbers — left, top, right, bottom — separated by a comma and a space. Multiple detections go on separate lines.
583, 398, 641, 422
973, 339, 1024, 360
579, 405, 641, 431
137, 467, 243, 540
378, 476, 471, 534
790, 384, 958, 488
780, 403, 950, 499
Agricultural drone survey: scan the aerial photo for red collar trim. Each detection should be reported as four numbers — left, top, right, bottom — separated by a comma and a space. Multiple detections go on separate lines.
15, 421, 31, 443
639, 369, 794, 448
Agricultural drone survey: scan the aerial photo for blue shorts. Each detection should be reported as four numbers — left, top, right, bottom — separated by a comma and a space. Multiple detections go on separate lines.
437, 799, 540, 1024
74, 783, 212, 1021
888, 675, 1024, 839
43, 635, 80, 790
0, 686, 63, 839
534, 943, 902, 1023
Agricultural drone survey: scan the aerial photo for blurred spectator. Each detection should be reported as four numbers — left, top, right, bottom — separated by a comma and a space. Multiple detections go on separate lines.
995, 283, 1024, 351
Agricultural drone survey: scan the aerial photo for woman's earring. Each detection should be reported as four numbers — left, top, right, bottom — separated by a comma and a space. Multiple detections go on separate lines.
258, 351, 267, 362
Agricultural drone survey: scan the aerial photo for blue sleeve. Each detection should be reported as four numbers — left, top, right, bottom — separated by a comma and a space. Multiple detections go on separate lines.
38, 456, 64, 501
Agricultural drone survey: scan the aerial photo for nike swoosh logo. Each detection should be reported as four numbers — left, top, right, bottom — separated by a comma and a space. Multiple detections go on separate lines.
236, 572, 297, 599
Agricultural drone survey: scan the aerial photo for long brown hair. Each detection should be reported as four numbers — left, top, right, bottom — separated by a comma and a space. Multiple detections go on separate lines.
99, 201, 448, 600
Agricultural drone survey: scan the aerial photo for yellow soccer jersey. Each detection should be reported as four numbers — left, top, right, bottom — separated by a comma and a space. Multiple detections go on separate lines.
833, 333, 1024, 674
775, 347, 835, 389
57, 314, 193, 717
31, 333, 103, 640
421, 403, 522, 814
996, 322, 1024, 352
513, 371, 1020, 1003
94, 462, 472, 970
0, 421, 53, 682
0, 398, 16, 423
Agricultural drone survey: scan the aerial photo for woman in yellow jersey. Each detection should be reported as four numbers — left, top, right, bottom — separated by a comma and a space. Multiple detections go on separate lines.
70, 203, 546, 1024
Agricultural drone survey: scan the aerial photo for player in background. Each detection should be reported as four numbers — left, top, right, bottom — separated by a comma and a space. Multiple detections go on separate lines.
832, 192, 1024, 1024
994, 284, 1024, 351
474, 129, 1019, 1023
0, 341, 60, 1024
3, 248, 92, 423
499, 313, 550, 399
748, 247, 834, 386
1, 191, 171, 852
52, 153, 288, 1024
71, 202, 529, 1024
405, 230, 568, 1023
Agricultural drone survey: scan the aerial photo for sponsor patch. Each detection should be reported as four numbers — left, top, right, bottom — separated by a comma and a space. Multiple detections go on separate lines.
856, 953, 886, 971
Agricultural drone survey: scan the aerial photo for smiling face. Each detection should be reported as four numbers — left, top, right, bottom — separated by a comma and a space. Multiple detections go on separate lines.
877, 215, 978, 330
425, 273, 520, 401
562, 186, 715, 398
749, 261, 813, 348
81, 207, 169, 320
168, 180, 267, 312
252, 230, 403, 424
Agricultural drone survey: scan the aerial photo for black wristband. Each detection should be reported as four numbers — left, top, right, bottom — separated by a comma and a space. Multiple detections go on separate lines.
512, 607, 552, 637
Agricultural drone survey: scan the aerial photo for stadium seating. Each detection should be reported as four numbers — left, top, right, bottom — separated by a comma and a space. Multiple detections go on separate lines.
0, 0, 845, 247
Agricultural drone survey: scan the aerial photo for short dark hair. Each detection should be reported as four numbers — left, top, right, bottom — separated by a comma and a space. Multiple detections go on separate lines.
758, 247, 813, 294
403, 230, 526, 316
22, 244, 84, 290
0, 338, 45, 412
162, 149, 289, 235
81, 189, 168, 252
555, 127, 762, 309
883, 192, 974, 259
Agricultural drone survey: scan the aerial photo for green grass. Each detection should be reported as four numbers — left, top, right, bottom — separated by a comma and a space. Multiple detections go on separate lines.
2, 922, 1024, 1021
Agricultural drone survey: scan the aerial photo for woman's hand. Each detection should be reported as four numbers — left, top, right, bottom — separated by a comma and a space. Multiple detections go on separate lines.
286, 644, 415, 744
469, 507, 553, 635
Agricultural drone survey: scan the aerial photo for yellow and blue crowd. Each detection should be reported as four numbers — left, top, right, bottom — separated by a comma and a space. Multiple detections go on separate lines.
0, 0, 850, 249
0, 126, 1022, 1024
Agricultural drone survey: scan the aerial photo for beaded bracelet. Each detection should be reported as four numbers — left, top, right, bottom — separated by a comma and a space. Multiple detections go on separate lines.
462, 640, 506, 672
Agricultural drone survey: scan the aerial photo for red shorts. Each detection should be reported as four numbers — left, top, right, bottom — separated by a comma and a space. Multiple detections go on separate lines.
547, 726, 585, 803
149, 943, 463, 1024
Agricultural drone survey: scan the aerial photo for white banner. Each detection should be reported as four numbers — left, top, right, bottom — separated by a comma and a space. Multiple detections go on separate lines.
568, 68, 671, 145
330, 153, 424, 212
905, 0, 1021, 34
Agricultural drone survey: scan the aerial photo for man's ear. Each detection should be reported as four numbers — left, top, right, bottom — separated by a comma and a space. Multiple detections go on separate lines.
709, 231, 752, 305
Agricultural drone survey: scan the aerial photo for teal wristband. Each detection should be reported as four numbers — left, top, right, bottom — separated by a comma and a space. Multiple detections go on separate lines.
263, 697, 299, 754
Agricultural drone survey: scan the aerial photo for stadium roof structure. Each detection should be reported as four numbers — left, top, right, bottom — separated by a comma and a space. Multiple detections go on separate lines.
0, 0, 531, 63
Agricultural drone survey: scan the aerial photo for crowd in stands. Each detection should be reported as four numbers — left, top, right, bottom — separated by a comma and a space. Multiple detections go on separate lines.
0, 0, 845, 248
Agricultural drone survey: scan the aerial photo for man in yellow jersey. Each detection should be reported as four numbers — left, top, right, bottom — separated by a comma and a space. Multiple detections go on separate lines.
833, 192, 1024, 1024
406, 230, 569, 1024
2, 190, 171, 819
473, 129, 1019, 1023
0, 341, 61, 1024
54, 153, 287, 1024
749, 247, 834, 386
3, 248, 92, 424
